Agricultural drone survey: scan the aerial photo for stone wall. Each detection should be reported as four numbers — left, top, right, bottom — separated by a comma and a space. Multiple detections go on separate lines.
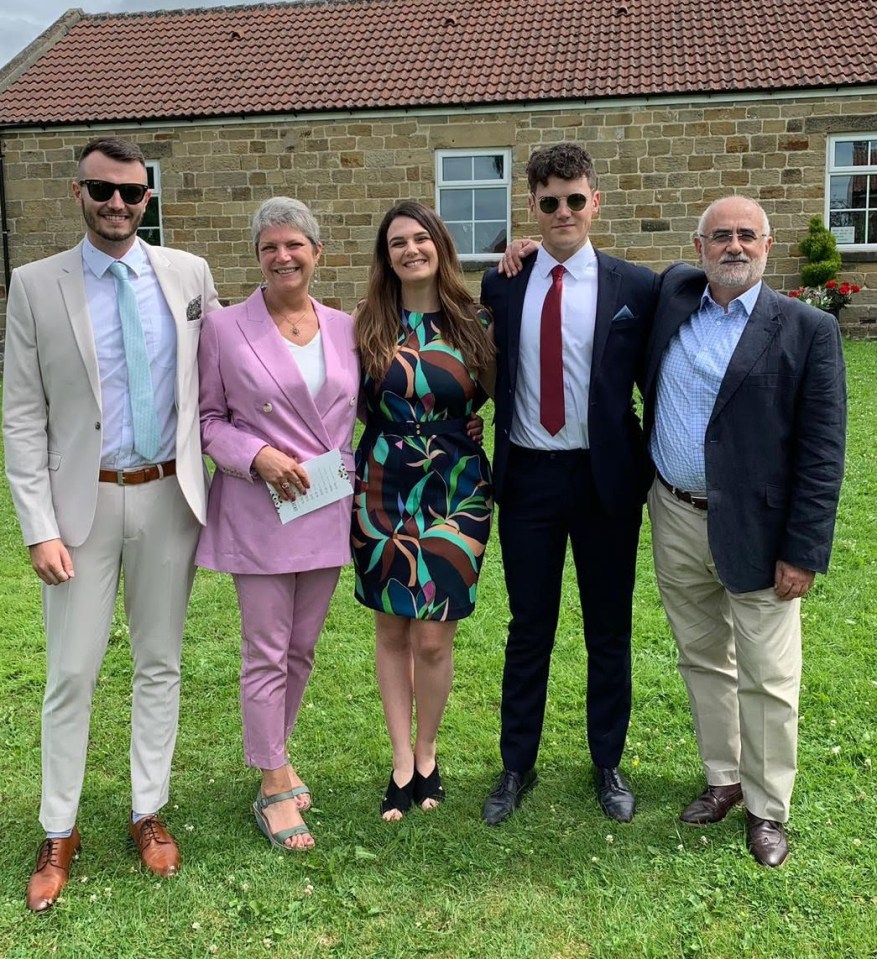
2, 92, 876, 342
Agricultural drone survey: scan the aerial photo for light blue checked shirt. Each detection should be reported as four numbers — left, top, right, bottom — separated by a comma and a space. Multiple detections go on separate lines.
650, 281, 763, 494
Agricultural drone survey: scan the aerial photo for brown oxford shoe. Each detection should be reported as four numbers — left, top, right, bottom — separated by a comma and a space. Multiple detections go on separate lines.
26, 828, 81, 913
680, 783, 744, 825
129, 816, 180, 877
746, 811, 789, 867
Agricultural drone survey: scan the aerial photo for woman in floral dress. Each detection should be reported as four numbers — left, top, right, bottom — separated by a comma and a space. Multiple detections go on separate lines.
352, 201, 495, 819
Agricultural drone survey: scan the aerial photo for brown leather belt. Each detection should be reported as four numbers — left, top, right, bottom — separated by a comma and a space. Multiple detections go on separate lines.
98, 459, 176, 486
658, 472, 707, 510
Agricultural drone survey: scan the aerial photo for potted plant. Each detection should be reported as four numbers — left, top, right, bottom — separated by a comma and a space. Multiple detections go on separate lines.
789, 215, 861, 317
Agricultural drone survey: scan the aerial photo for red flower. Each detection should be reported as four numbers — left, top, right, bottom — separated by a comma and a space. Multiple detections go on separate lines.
789, 289, 801, 298
826, 280, 838, 289
852, 284, 862, 293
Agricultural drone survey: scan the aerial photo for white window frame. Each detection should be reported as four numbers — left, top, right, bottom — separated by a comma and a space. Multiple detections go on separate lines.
138, 160, 164, 246
435, 148, 511, 262
825, 134, 877, 251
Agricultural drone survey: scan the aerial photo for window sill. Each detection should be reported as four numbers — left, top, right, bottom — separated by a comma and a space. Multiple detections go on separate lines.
840, 251, 877, 263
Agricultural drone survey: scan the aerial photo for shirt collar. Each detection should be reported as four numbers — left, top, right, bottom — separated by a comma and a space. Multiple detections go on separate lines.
82, 236, 147, 280
700, 280, 763, 317
535, 240, 596, 281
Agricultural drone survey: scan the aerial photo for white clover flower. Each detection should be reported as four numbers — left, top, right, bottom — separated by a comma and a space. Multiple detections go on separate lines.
605, 834, 614, 844
831, 746, 842, 755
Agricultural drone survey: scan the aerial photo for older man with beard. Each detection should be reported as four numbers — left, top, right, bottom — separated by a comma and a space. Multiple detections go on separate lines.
642, 196, 846, 866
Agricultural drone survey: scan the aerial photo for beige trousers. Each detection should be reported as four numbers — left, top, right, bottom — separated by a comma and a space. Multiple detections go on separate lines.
40, 476, 200, 832
647, 478, 801, 822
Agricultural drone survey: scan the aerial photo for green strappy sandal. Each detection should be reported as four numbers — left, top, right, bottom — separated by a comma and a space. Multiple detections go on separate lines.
252, 789, 313, 851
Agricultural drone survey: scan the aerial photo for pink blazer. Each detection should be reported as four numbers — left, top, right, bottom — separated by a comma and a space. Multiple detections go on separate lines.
195, 288, 360, 574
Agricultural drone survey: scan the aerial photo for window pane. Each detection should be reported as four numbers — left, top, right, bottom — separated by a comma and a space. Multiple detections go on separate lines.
474, 187, 507, 219
146, 166, 156, 189
440, 189, 473, 220
473, 154, 504, 181
138, 227, 161, 246
871, 141, 877, 165
442, 156, 472, 182
834, 140, 869, 167
830, 176, 853, 209
830, 209, 866, 243
141, 198, 161, 227
474, 221, 507, 254
448, 221, 473, 255
869, 209, 877, 244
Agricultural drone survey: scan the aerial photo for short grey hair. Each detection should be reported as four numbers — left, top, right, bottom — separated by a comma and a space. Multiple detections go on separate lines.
251, 197, 321, 253
695, 196, 771, 239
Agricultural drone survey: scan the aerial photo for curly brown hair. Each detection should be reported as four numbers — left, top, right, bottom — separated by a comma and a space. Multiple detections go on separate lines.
355, 201, 493, 381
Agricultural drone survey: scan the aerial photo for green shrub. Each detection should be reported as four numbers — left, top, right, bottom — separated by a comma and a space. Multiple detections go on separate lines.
799, 215, 842, 286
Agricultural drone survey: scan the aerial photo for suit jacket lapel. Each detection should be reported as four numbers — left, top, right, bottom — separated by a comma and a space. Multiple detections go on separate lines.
506, 257, 536, 395
711, 286, 781, 422
58, 244, 101, 408
143, 241, 190, 403
238, 289, 332, 449
644, 284, 702, 400
591, 252, 619, 378
312, 301, 347, 423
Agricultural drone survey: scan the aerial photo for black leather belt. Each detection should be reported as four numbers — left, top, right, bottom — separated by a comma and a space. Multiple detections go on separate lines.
658, 472, 707, 510
99, 459, 176, 485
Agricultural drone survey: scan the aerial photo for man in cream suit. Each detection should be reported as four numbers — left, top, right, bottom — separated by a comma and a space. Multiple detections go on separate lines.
3, 137, 220, 911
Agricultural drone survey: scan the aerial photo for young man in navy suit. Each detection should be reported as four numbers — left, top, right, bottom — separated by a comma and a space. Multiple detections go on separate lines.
643, 196, 846, 866
480, 143, 659, 825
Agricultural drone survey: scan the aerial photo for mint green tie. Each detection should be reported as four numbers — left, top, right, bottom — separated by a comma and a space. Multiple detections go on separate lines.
108, 261, 161, 461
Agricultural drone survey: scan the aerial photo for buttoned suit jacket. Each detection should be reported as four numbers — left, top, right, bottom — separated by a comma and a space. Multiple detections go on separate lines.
481, 251, 659, 511
643, 262, 847, 593
3, 239, 220, 548
194, 288, 360, 575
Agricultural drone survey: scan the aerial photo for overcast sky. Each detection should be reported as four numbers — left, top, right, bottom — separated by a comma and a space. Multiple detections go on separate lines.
2, 1, 295, 69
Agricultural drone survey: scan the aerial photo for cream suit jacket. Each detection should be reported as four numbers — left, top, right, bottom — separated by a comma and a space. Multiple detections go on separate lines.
3, 239, 221, 548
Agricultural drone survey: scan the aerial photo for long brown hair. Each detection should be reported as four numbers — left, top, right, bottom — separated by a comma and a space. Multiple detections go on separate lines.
356, 201, 493, 380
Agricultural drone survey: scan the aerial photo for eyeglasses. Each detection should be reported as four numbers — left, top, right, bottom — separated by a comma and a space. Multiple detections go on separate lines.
534, 193, 590, 214
78, 179, 149, 204
698, 229, 768, 245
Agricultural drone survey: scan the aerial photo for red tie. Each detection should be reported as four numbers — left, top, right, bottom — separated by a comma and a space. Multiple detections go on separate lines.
540, 264, 566, 436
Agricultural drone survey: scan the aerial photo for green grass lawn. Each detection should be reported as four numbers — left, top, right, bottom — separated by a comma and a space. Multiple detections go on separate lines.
1, 341, 875, 958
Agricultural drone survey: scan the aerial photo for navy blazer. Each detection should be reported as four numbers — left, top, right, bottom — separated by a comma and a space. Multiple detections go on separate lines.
643, 263, 847, 593
481, 251, 659, 512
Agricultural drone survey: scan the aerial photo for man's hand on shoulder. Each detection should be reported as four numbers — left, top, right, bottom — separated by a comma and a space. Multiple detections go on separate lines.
498, 239, 541, 277
774, 560, 815, 601
30, 539, 75, 586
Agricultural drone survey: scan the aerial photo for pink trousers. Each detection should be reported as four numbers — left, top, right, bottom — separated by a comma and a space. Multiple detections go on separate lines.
232, 567, 341, 769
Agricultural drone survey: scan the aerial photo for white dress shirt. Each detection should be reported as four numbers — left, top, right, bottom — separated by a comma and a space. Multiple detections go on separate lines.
82, 237, 178, 469
510, 241, 598, 450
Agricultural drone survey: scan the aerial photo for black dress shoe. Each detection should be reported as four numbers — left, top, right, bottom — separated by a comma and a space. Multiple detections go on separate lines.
746, 811, 789, 867
680, 783, 743, 825
482, 768, 537, 825
595, 766, 635, 822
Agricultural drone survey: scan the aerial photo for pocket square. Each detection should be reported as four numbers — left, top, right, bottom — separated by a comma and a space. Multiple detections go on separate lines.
612, 306, 635, 322
186, 295, 202, 322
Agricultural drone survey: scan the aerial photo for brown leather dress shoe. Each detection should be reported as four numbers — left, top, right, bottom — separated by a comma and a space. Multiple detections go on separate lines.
129, 816, 180, 877
746, 811, 789, 867
680, 783, 744, 824
26, 828, 81, 913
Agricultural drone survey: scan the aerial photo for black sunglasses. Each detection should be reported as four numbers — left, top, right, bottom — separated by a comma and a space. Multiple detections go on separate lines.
79, 179, 149, 204
534, 193, 590, 214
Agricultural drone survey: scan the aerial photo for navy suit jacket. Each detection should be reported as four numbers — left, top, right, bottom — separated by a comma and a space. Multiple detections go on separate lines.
481, 251, 659, 513
643, 263, 847, 593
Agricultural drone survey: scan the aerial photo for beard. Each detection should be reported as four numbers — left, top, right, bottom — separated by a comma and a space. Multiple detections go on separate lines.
81, 203, 144, 245
706, 255, 766, 289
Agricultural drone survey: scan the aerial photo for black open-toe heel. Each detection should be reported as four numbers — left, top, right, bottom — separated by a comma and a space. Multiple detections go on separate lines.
413, 762, 445, 808
380, 771, 414, 818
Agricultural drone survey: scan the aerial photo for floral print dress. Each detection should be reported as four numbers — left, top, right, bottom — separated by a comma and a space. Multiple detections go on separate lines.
351, 310, 493, 621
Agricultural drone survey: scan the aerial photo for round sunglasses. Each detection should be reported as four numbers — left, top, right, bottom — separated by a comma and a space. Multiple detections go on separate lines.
533, 193, 590, 214
78, 179, 149, 204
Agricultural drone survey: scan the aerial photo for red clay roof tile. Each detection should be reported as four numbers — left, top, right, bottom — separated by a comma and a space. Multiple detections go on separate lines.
1, 0, 876, 125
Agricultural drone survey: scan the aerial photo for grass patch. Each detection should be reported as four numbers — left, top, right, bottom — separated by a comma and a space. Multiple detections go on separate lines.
1, 340, 875, 958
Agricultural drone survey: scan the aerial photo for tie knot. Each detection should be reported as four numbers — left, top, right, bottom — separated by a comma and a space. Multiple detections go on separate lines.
551, 265, 565, 282
108, 260, 130, 280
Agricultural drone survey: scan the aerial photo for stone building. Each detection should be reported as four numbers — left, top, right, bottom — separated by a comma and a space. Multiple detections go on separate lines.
1, 0, 876, 339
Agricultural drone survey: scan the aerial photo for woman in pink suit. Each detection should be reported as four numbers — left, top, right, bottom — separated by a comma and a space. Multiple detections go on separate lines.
196, 198, 359, 851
